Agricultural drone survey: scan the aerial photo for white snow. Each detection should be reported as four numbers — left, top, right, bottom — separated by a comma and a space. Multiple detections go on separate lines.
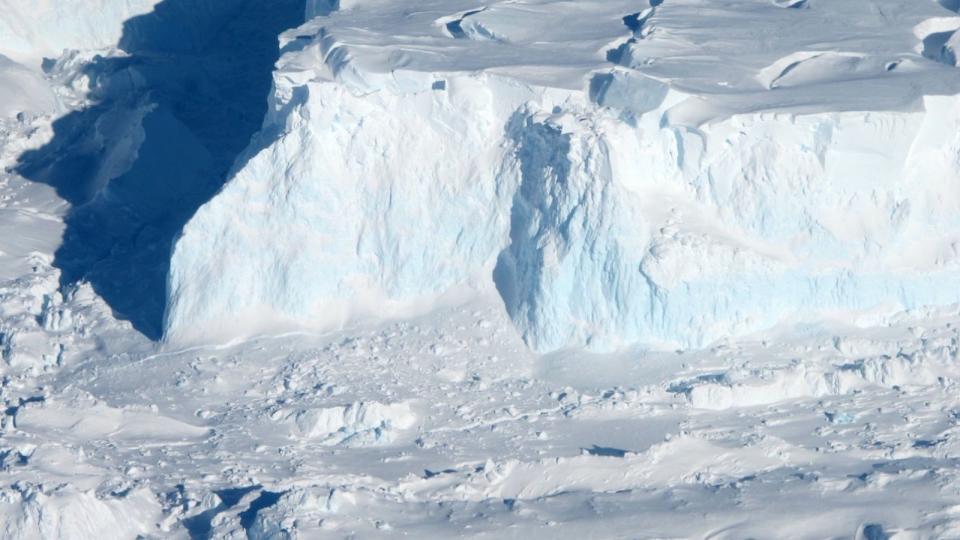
14, 392, 211, 442
0, 0, 161, 66
0, 56, 57, 120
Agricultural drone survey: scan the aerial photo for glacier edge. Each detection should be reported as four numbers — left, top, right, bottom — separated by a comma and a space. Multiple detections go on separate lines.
166, 1, 960, 352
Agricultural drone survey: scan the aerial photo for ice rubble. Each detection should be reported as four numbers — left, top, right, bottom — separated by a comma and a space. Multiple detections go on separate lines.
165, 0, 960, 352
676, 338, 960, 411
271, 400, 417, 446
0, 484, 161, 540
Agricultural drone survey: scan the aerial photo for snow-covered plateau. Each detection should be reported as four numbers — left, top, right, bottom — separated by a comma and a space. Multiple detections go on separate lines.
4, 0, 960, 538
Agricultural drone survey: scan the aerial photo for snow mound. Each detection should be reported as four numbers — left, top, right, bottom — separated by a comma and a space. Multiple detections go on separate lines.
167, 0, 960, 352
398, 434, 801, 501
0, 484, 161, 540
13, 393, 211, 442
272, 401, 417, 446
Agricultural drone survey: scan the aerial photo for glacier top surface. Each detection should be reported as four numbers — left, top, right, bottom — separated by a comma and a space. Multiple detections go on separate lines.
291, 0, 960, 122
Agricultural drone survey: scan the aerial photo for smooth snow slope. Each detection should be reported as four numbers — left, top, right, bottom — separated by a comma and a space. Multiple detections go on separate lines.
168, 0, 960, 352
0, 0, 162, 66
0, 56, 56, 119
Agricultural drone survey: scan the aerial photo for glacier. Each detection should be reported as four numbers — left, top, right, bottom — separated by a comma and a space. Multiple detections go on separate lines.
11, 1, 960, 538
166, 0, 960, 351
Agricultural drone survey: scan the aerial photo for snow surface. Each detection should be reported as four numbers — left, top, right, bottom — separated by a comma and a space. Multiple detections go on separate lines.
0, 0, 161, 66
4, 0, 960, 538
168, 0, 960, 352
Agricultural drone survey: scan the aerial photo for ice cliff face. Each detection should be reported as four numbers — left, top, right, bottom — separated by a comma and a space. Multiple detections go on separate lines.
166, 71, 534, 339
166, 0, 960, 351
497, 96, 960, 350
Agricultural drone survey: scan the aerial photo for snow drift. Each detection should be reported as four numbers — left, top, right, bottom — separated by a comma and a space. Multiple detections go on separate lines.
166, 0, 960, 352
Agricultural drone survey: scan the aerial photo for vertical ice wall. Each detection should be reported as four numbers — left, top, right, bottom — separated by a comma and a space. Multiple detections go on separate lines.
165, 72, 539, 340
165, 0, 960, 351
167, 62, 960, 351
497, 93, 960, 350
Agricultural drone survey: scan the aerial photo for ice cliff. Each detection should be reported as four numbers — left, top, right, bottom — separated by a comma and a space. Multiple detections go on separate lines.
166, 0, 960, 351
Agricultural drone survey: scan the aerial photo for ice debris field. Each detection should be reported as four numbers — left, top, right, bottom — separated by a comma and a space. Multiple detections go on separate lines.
4, 0, 960, 538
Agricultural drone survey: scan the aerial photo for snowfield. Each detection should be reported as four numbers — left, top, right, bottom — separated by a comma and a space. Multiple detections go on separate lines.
3, 0, 960, 538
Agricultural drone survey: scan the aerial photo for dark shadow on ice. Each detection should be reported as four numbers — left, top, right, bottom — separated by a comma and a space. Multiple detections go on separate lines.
237, 490, 283, 529
941, 0, 960, 13
583, 445, 628, 458
14, 0, 306, 339
861, 523, 890, 540
182, 485, 263, 540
